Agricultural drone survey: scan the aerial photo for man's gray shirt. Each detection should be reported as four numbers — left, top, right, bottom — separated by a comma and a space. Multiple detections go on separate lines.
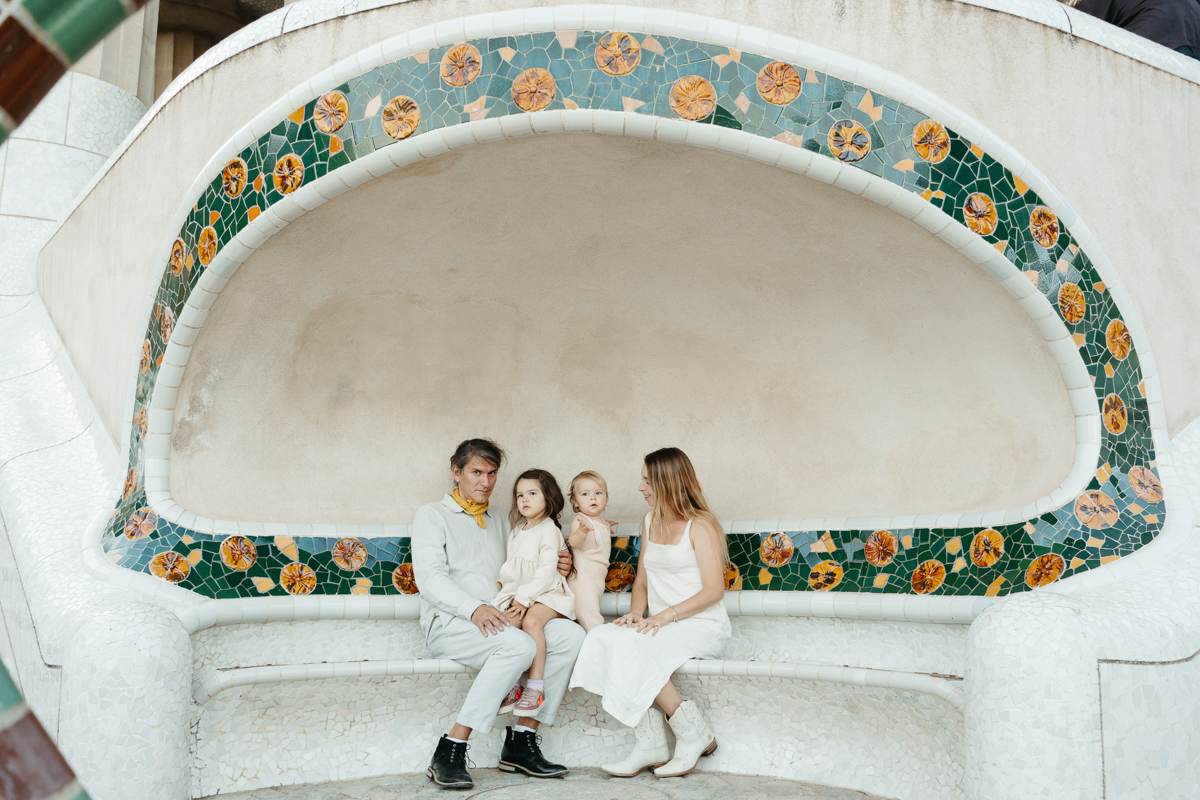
411, 493, 509, 635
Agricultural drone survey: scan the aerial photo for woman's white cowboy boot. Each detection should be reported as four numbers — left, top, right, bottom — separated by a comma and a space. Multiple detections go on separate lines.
601, 707, 670, 777
654, 700, 717, 778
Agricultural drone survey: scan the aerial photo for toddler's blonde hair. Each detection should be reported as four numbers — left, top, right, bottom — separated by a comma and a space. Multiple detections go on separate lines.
568, 470, 608, 513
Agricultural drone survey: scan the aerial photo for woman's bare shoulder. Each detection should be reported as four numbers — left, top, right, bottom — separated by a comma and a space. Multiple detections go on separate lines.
689, 516, 722, 543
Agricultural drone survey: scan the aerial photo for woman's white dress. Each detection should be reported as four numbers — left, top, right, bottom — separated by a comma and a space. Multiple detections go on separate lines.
493, 517, 576, 620
568, 514, 730, 726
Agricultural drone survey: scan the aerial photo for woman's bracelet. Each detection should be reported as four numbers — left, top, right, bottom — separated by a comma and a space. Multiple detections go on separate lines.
669, 605, 678, 622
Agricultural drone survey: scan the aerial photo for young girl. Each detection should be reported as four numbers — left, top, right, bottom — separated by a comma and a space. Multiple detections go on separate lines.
493, 468, 576, 716
566, 471, 618, 632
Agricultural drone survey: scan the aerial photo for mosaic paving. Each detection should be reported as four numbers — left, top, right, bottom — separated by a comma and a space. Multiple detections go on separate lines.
102, 30, 1164, 599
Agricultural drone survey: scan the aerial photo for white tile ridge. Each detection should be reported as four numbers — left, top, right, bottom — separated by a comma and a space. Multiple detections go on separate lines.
140, 112, 1102, 533
192, 655, 966, 707
91, 571, 993, 630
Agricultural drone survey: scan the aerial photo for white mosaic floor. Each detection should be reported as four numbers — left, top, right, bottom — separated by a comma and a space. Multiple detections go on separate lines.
199, 767, 894, 799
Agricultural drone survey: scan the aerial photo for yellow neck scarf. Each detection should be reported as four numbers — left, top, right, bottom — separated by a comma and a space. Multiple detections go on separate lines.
452, 488, 489, 528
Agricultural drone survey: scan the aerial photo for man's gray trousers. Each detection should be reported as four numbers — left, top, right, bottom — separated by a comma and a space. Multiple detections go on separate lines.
425, 615, 586, 734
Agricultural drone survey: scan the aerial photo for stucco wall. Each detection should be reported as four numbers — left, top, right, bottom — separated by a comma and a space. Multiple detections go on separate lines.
170, 133, 1073, 522
35, 0, 1200, 451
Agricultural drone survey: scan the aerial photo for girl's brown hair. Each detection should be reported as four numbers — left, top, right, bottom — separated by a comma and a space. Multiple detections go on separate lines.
644, 448, 728, 565
509, 468, 566, 530
568, 470, 608, 513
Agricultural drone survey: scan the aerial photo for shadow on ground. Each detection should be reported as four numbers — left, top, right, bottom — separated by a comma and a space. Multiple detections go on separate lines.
202, 767, 896, 799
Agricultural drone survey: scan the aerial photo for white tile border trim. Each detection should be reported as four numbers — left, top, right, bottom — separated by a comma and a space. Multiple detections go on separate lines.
192, 656, 967, 707
82, 6, 1186, 621
138, 14, 1111, 530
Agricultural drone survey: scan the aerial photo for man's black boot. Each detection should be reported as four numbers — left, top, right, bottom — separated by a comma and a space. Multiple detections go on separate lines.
426, 735, 473, 789
498, 726, 568, 778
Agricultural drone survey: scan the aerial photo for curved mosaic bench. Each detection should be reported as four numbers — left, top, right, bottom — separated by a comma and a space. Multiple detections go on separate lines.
94, 7, 1173, 605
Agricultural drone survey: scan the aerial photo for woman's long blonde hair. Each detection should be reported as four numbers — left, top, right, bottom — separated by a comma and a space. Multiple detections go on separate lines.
644, 448, 728, 565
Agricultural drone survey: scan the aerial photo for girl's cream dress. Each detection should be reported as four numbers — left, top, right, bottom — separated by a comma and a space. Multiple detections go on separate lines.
493, 516, 576, 619
566, 514, 613, 631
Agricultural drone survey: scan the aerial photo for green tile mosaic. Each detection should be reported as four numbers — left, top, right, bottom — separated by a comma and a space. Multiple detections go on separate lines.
104, 30, 1165, 599
22, 0, 128, 61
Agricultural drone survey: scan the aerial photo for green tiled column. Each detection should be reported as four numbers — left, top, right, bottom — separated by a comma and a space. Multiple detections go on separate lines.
0, 0, 146, 143
0, 661, 93, 800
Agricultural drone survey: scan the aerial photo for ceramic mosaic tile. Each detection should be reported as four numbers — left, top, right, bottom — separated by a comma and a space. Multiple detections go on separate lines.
102, 30, 1164, 599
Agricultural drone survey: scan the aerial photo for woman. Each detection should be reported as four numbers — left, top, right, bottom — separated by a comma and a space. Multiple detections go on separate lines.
569, 447, 731, 778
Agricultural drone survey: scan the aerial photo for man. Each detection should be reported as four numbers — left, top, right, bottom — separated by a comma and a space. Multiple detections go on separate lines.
411, 438, 585, 789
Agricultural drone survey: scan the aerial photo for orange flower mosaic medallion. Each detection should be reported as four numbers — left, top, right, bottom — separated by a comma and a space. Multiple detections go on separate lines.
512, 69, 556, 112
393, 563, 418, 593
808, 560, 844, 591
1103, 394, 1127, 435
1025, 553, 1065, 588
197, 226, 218, 265
382, 96, 421, 140
222, 157, 247, 197
1058, 283, 1086, 324
139, 340, 151, 375
912, 119, 950, 164
760, 532, 795, 567
1106, 319, 1131, 360
970, 528, 1005, 568
313, 91, 350, 133
669, 75, 716, 120
605, 562, 635, 592
159, 305, 175, 344
911, 559, 946, 594
134, 406, 147, 439
963, 193, 998, 236
122, 467, 138, 500
827, 119, 871, 163
220, 535, 258, 571
124, 508, 157, 540
1075, 490, 1119, 530
1128, 466, 1163, 503
273, 154, 305, 195
150, 551, 190, 583
595, 32, 640, 76
170, 239, 186, 276
756, 62, 801, 105
724, 562, 741, 590
441, 44, 482, 87
332, 537, 368, 571
863, 530, 898, 567
1029, 206, 1059, 248
280, 562, 317, 595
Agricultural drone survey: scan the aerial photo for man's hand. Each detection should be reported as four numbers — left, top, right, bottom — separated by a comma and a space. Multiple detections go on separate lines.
506, 601, 528, 625
471, 604, 511, 637
557, 548, 573, 577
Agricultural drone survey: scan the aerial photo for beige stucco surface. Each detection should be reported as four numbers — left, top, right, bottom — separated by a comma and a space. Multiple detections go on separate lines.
169, 134, 1073, 523
36, 0, 1200, 453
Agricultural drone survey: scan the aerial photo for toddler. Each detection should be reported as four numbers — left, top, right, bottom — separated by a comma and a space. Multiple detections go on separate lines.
566, 471, 618, 632
494, 468, 576, 716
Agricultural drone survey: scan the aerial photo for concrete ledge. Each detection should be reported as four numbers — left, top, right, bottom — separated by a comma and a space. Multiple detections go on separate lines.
192, 656, 966, 708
